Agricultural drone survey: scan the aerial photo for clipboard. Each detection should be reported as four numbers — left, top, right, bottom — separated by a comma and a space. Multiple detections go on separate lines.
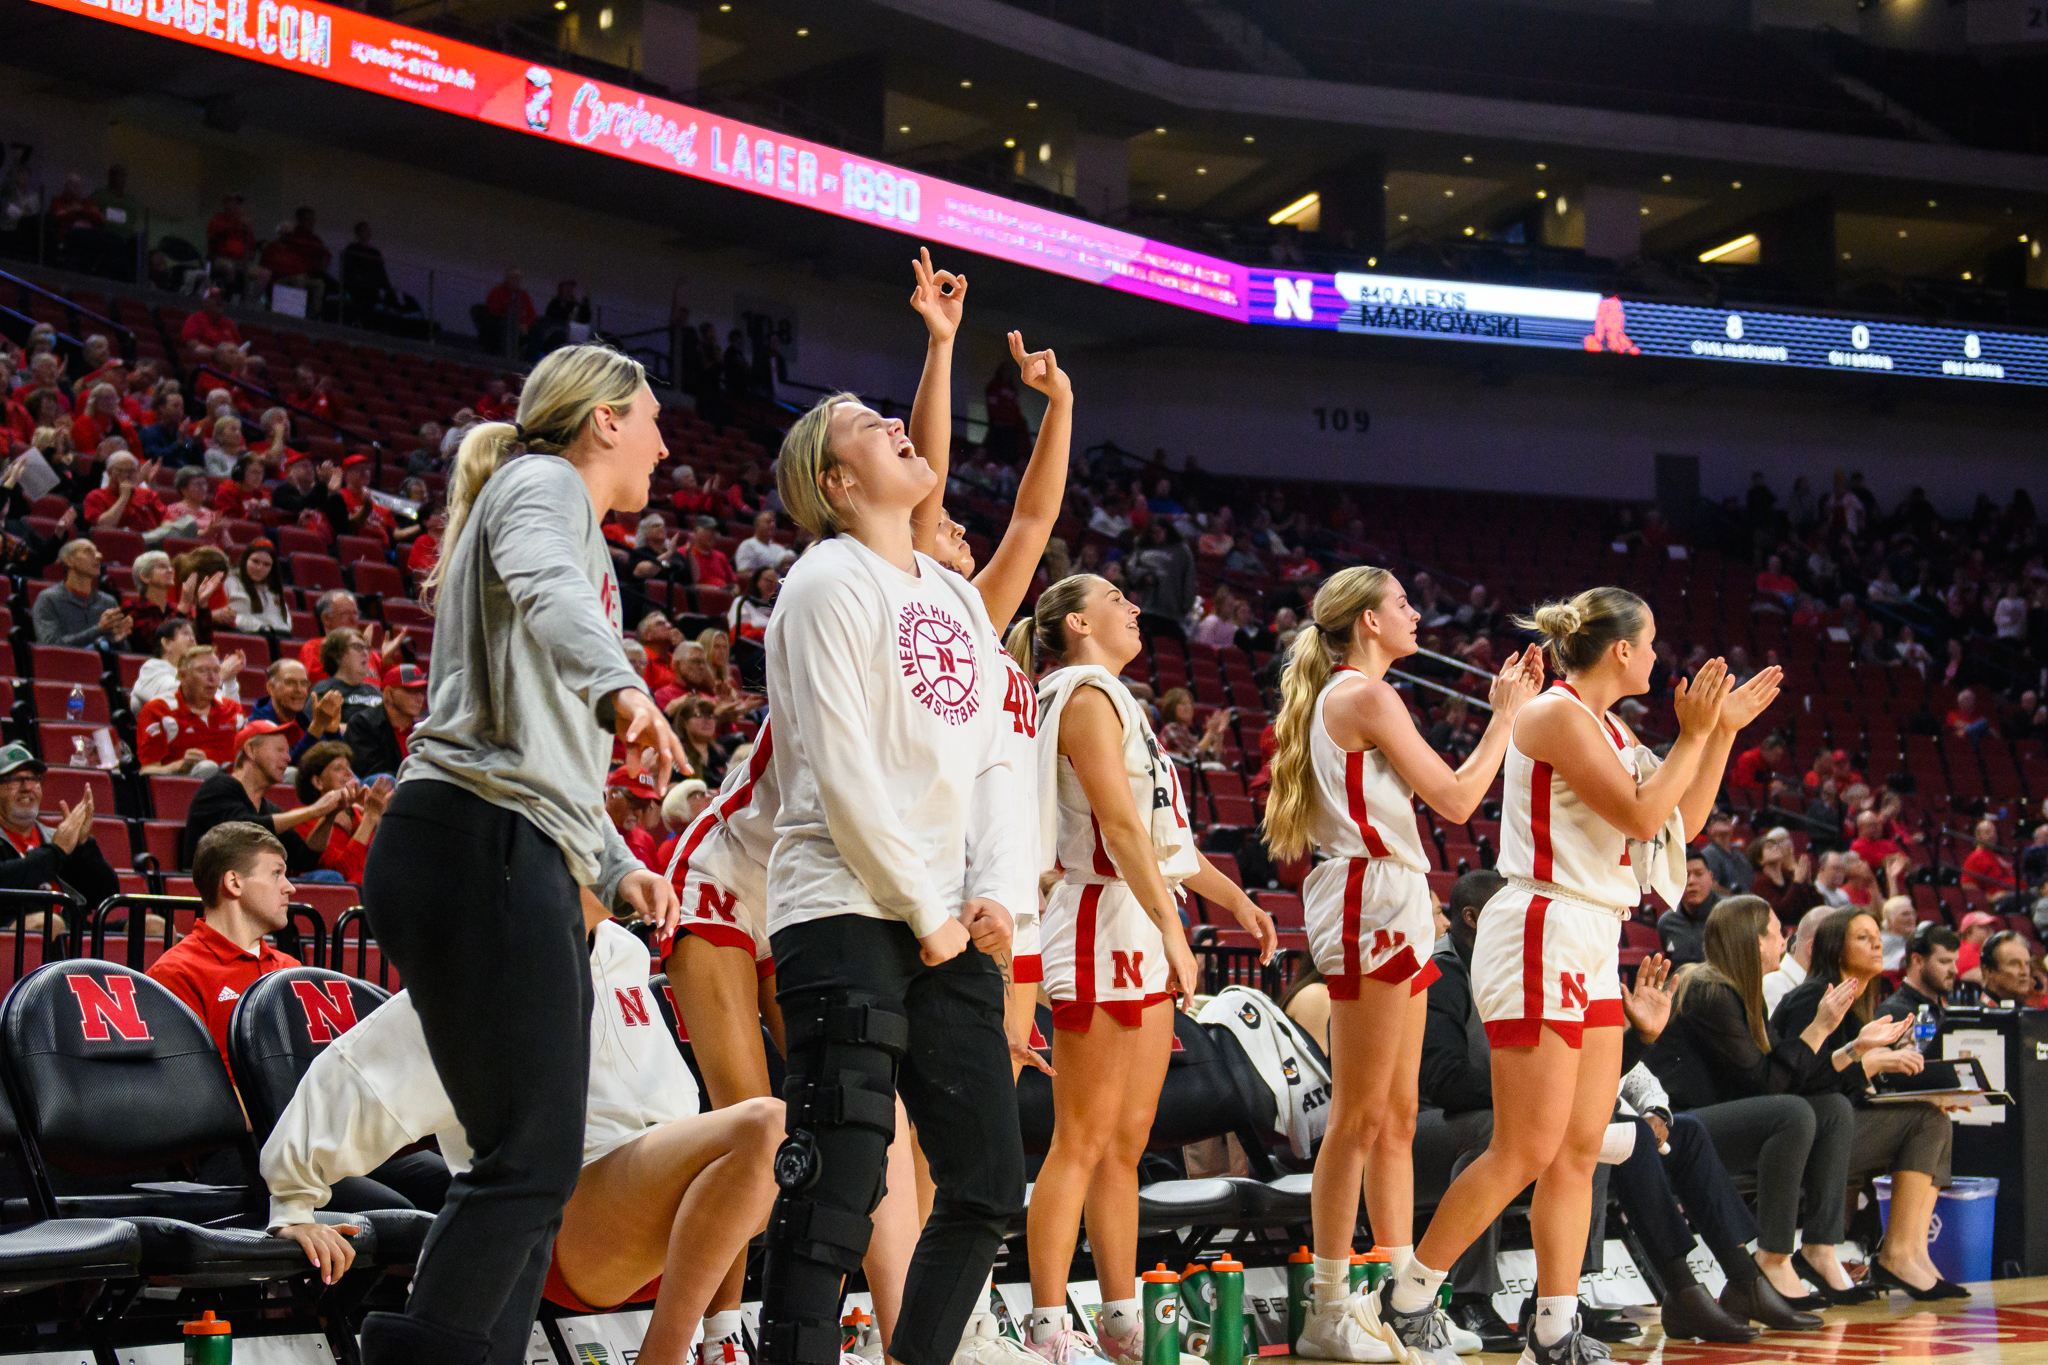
1867, 1056, 2010, 1109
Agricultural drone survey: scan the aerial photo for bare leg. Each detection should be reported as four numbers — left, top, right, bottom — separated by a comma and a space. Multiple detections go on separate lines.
1527, 1028, 1621, 1298
668, 938, 772, 1108
1028, 1013, 1144, 1311
1878, 1171, 1941, 1290
1083, 1001, 1174, 1304
553, 1099, 783, 1365
1412, 1029, 1596, 1276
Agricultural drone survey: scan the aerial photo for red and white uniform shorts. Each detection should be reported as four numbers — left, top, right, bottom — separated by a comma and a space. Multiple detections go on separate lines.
1040, 881, 1170, 1032
1303, 856, 1441, 999
1469, 880, 1623, 1049
1013, 911, 1042, 986
669, 868, 775, 979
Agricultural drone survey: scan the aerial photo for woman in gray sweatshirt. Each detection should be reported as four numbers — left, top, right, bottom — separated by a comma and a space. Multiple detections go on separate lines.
359, 343, 685, 1365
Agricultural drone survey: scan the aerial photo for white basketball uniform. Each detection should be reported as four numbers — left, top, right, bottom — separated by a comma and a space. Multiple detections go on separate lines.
1298, 669, 1440, 999
1039, 675, 1197, 1031
1471, 682, 1640, 1048
665, 720, 778, 977
990, 633, 1043, 983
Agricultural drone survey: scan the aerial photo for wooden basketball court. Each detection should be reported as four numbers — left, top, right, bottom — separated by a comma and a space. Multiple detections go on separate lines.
1420, 1279, 2048, 1361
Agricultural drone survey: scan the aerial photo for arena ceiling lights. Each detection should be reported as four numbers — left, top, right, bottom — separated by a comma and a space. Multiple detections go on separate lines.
31, 0, 2048, 387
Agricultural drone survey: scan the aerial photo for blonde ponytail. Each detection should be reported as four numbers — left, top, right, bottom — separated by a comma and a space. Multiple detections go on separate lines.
1262, 565, 1394, 861
423, 343, 646, 604
1006, 616, 1037, 674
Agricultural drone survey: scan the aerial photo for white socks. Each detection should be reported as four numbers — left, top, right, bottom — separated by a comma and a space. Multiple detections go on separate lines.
1028, 1309, 1067, 1344
1098, 1300, 1141, 1340
1381, 1245, 1414, 1279
703, 1310, 744, 1342
1311, 1255, 1351, 1303
1531, 1296, 1577, 1347
1387, 1260, 1446, 1316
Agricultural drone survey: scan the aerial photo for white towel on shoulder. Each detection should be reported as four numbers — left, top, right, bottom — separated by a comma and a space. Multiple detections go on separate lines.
1627, 745, 1688, 911
1034, 664, 1197, 885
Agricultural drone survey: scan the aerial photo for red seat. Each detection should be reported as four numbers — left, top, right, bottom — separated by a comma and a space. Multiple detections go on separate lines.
41, 767, 114, 813
140, 820, 184, 872
89, 527, 146, 566
289, 555, 345, 592
1254, 891, 1305, 930
30, 681, 110, 724
276, 526, 331, 556
1210, 795, 1256, 828
335, 536, 386, 566
214, 631, 273, 666
28, 645, 104, 686
112, 653, 145, 690
87, 816, 133, 873
352, 562, 405, 599
37, 725, 111, 769
149, 776, 204, 823
292, 882, 360, 926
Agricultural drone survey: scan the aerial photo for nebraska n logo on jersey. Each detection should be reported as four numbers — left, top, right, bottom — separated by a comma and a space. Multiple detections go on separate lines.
897, 602, 979, 725
1559, 971, 1590, 1012
694, 881, 739, 924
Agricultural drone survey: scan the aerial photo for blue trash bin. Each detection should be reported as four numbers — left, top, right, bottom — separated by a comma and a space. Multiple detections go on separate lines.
1873, 1175, 2000, 1284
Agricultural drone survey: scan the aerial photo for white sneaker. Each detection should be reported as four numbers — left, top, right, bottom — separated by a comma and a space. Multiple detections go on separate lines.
1024, 1315, 1116, 1365
698, 1329, 752, 1365
956, 1326, 1053, 1365
843, 1314, 884, 1365
1440, 1311, 1481, 1356
1294, 1291, 1399, 1363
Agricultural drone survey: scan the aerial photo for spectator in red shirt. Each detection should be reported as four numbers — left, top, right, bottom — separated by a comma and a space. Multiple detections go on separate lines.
137, 645, 246, 775
1849, 809, 1904, 870
288, 364, 334, 424
1961, 818, 2015, 899
83, 449, 168, 536
1948, 687, 1995, 740
180, 288, 246, 356
1956, 910, 1999, 978
685, 519, 735, 590
670, 464, 713, 518
1755, 554, 1797, 608
1728, 731, 1788, 800
605, 766, 664, 870
204, 195, 266, 300
71, 382, 139, 456
294, 739, 392, 885
636, 611, 681, 692
338, 454, 394, 542
473, 376, 515, 422
273, 207, 334, 315
46, 173, 104, 256
473, 267, 537, 356
146, 820, 299, 1070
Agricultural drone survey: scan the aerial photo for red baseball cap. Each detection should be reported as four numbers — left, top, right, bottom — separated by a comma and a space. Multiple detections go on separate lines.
383, 664, 427, 689
234, 719, 290, 754
342, 454, 370, 469
1960, 910, 2001, 932
606, 767, 660, 802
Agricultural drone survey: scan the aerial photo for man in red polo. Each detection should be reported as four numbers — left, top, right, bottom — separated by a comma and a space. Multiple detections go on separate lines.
147, 820, 299, 1071
180, 288, 245, 353
137, 646, 246, 776
605, 766, 664, 870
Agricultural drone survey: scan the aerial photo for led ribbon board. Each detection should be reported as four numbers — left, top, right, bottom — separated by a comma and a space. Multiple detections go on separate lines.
1250, 268, 2048, 386
26, 0, 2048, 385
23, 0, 1247, 318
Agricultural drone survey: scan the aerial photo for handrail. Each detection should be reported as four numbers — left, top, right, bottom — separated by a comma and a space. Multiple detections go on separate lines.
1388, 666, 1492, 711
0, 888, 84, 982
89, 893, 194, 970
0, 266, 135, 362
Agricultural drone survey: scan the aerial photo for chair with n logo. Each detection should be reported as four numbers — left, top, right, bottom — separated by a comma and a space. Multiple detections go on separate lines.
227, 968, 390, 1144
227, 969, 436, 1270
0, 960, 384, 1285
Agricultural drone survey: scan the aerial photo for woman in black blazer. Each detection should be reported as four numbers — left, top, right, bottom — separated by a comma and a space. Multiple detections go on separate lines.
1770, 906, 1965, 1302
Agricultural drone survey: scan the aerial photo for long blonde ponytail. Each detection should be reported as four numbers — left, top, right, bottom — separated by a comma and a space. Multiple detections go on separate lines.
1262, 566, 1394, 860
423, 343, 646, 604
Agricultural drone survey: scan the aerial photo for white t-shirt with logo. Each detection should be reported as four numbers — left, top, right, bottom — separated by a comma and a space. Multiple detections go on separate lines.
764, 535, 1025, 940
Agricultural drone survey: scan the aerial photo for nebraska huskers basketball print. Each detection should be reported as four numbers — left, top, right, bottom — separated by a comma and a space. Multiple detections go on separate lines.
897, 601, 980, 725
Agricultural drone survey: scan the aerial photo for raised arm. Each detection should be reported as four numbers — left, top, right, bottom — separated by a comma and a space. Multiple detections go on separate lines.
906, 247, 965, 556
1521, 661, 1732, 843
973, 331, 1070, 628
1331, 648, 1544, 825
1673, 667, 1782, 840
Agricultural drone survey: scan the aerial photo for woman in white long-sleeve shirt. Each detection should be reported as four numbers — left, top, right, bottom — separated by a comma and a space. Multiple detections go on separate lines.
358, 345, 686, 1365
756, 389, 1026, 1365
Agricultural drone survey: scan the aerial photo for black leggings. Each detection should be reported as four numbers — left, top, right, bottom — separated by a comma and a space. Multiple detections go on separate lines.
762, 914, 1024, 1365
363, 782, 593, 1365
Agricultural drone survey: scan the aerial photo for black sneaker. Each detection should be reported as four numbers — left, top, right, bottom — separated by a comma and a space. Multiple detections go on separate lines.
1373, 1277, 1460, 1365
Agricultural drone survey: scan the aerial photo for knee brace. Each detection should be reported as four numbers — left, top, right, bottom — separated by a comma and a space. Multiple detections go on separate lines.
759, 994, 909, 1365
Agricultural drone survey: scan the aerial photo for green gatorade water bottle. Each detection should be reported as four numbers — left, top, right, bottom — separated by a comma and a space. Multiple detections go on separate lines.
1143, 1263, 1183, 1365
1207, 1257, 1244, 1365
183, 1310, 231, 1364
1286, 1245, 1314, 1343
